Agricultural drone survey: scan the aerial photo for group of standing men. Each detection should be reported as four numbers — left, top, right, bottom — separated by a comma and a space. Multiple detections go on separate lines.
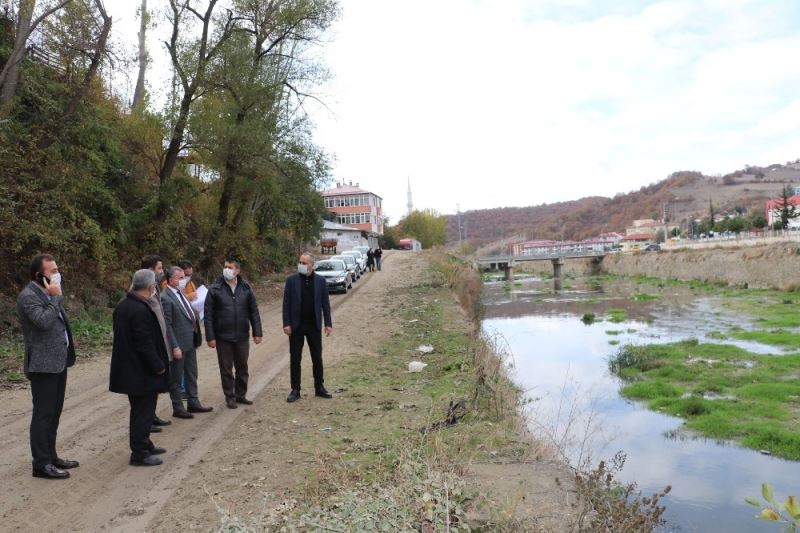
17, 251, 336, 478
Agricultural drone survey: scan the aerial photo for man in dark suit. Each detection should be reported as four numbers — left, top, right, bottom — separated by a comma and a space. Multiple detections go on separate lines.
17, 254, 79, 479
110, 269, 170, 466
282, 252, 333, 403
141, 255, 172, 432
161, 265, 212, 418
204, 256, 263, 409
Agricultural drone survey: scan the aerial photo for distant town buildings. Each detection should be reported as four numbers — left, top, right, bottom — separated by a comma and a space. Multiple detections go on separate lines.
766, 194, 800, 229
513, 233, 623, 256
322, 181, 384, 236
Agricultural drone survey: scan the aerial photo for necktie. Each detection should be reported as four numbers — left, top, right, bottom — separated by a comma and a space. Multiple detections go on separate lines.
177, 290, 197, 331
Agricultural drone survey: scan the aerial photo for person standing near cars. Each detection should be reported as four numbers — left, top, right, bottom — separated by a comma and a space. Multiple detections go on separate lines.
374, 247, 383, 271
366, 249, 375, 272
17, 254, 79, 479
204, 256, 263, 409
283, 252, 333, 403
109, 269, 170, 466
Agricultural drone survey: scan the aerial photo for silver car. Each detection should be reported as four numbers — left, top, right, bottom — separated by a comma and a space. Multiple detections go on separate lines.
342, 250, 367, 273
315, 259, 352, 293
330, 254, 360, 281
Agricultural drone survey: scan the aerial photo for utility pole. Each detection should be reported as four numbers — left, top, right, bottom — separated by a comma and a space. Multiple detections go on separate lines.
456, 204, 463, 243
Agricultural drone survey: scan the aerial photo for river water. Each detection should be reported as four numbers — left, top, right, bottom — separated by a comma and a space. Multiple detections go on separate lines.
482, 275, 800, 533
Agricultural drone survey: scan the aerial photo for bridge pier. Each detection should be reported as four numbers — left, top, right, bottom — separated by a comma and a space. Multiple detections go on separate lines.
503, 263, 514, 281
551, 257, 564, 279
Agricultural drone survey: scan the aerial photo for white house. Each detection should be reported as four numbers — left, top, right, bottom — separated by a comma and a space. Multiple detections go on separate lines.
319, 220, 366, 252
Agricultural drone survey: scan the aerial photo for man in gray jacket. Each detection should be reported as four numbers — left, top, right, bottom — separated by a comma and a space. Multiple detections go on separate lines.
161, 266, 212, 418
17, 254, 79, 479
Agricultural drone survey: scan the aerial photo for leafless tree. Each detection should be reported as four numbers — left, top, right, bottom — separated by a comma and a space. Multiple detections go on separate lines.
131, 0, 147, 110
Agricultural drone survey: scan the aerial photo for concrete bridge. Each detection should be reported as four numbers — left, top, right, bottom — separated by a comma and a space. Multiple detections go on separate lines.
475, 251, 607, 281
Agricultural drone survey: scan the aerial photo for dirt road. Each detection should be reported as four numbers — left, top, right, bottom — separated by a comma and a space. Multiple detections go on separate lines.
0, 251, 419, 532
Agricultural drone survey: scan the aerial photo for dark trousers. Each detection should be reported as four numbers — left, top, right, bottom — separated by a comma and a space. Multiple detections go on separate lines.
216, 340, 249, 400
29, 370, 67, 469
169, 348, 199, 410
128, 393, 157, 460
289, 324, 324, 391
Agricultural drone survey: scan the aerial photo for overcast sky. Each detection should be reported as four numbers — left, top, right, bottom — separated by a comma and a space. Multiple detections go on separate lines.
107, 0, 800, 222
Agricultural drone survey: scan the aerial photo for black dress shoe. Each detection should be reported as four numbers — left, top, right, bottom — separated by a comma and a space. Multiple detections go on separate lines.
226, 398, 238, 409
235, 397, 253, 405
149, 425, 162, 433
32, 464, 70, 479
153, 416, 172, 426
130, 455, 163, 466
315, 387, 333, 399
149, 447, 167, 455
187, 404, 213, 413
53, 458, 79, 469
172, 409, 194, 419
286, 389, 301, 403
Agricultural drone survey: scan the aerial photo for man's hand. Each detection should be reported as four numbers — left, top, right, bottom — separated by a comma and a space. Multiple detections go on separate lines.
207, 340, 216, 349
157, 368, 166, 375
324, 326, 332, 337
173, 347, 182, 360
42, 276, 62, 297
253, 336, 262, 344
283, 326, 291, 336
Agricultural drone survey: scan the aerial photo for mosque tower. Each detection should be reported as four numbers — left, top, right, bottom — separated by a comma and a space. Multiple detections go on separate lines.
407, 177, 413, 216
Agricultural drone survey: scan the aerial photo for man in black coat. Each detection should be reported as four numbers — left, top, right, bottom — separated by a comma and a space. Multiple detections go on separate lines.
110, 269, 170, 466
204, 256, 263, 409
282, 252, 333, 403
17, 254, 79, 479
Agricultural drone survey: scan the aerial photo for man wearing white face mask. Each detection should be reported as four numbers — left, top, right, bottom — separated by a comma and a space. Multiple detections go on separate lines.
282, 252, 333, 403
17, 254, 78, 479
204, 256, 263, 409
162, 266, 212, 418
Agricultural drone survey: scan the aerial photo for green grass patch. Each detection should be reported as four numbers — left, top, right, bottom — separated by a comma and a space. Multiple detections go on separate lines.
610, 340, 800, 459
729, 329, 800, 349
605, 330, 623, 335
606, 308, 628, 323
632, 293, 659, 301
608, 340, 620, 346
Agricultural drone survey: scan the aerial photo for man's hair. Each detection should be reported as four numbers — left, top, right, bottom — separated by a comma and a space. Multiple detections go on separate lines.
300, 251, 316, 264
141, 255, 162, 270
130, 269, 156, 291
224, 255, 241, 268
29, 254, 55, 281
177, 259, 193, 270
166, 265, 183, 281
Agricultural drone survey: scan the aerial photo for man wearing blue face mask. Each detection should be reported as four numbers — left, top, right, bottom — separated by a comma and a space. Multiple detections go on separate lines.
17, 254, 78, 479
282, 252, 333, 403
204, 256, 263, 409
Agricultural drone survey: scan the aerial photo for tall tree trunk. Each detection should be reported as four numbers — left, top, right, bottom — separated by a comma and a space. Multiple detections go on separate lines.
0, 0, 34, 106
159, 92, 192, 185
131, 0, 147, 111
216, 110, 246, 226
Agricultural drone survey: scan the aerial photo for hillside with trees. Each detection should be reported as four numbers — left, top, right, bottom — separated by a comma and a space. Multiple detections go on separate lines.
0, 0, 338, 331
447, 165, 800, 249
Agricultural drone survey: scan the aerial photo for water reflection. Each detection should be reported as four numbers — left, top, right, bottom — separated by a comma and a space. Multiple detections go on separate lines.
483, 277, 800, 533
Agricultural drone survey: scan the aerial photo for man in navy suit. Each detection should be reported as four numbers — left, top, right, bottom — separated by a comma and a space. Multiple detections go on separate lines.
282, 252, 332, 403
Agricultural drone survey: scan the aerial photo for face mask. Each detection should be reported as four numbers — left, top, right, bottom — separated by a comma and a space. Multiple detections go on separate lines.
49, 273, 62, 285
223, 268, 236, 281
298, 264, 309, 275
178, 278, 188, 290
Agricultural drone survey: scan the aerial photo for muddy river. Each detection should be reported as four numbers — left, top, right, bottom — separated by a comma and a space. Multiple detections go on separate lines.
482, 275, 800, 532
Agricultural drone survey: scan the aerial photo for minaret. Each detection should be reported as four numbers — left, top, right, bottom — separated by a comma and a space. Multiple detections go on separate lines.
407, 177, 413, 215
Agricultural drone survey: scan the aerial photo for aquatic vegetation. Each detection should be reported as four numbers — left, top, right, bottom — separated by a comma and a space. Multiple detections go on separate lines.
610, 340, 800, 459
581, 313, 597, 325
730, 329, 800, 350
607, 308, 628, 323
605, 330, 623, 335
632, 293, 659, 301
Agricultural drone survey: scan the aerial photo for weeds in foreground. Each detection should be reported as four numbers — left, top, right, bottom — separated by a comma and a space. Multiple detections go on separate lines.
573, 451, 671, 532
746, 483, 800, 532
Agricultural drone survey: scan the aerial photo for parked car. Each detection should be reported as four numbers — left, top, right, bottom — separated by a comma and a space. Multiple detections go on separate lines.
341, 250, 367, 272
314, 259, 352, 293
330, 254, 360, 280
644, 243, 661, 252
353, 245, 371, 256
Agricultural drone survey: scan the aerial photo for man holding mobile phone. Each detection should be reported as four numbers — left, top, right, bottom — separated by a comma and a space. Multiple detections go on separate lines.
17, 254, 78, 479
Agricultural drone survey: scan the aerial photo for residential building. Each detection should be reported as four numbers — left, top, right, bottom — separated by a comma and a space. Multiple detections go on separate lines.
513, 234, 622, 256
319, 220, 365, 251
766, 195, 800, 229
321, 181, 384, 236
